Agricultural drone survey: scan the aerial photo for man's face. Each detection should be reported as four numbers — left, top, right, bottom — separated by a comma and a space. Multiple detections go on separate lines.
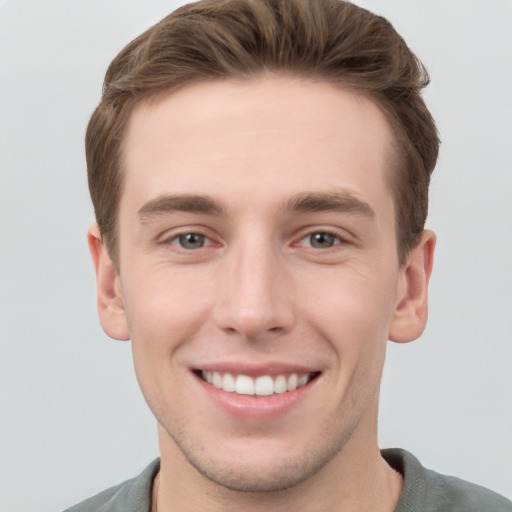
96, 77, 427, 492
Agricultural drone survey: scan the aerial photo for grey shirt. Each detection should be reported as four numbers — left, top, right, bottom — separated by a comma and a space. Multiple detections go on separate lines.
64, 449, 512, 511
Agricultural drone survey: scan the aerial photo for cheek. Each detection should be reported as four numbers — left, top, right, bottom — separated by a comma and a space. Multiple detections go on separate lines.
297, 266, 397, 388
300, 267, 397, 338
123, 271, 209, 413
122, 265, 216, 362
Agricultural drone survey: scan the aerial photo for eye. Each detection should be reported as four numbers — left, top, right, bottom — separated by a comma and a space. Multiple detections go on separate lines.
298, 231, 341, 249
172, 233, 208, 250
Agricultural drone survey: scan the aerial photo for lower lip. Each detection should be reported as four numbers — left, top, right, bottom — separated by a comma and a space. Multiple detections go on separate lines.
195, 374, 318, 422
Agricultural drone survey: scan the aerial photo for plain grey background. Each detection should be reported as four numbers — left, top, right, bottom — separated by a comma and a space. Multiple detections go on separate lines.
1, 1, 511, 510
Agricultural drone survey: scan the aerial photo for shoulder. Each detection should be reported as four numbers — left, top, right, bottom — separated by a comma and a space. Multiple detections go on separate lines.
63, 459, 160, 512
382, 448, 512, 512
427, 472, 512, 512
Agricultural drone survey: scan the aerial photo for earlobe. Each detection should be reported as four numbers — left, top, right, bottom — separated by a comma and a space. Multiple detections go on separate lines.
87, 224, 130, 341
388, 230, 436, 344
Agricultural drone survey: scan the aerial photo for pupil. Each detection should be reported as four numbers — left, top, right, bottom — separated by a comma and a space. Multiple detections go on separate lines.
310, 232, 335, 248
179, 233, 204, 249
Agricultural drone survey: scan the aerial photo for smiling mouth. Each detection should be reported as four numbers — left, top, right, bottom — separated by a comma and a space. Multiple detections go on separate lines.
196, 370, 320, 397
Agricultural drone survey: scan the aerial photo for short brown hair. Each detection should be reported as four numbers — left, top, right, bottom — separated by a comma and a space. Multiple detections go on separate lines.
86, 0, 439, 266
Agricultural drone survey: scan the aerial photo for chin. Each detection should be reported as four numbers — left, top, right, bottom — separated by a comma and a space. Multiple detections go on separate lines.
167, 422, 354, 493
185, 451, 333, 493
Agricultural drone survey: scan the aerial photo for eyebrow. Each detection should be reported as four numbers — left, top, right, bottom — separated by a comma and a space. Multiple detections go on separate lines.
284, 191, 375, 218
137, 194, 224, 223
137, 190, 374, 223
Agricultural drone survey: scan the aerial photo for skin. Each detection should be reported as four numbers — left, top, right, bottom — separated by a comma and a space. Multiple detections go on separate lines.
89, 77, 435, 512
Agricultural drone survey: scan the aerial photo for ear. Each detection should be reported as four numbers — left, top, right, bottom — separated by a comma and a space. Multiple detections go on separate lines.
388, 230, 436, 343
87, 224, 130, 341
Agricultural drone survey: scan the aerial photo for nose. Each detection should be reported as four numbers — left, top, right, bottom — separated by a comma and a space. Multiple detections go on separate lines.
212, 239, 295, 341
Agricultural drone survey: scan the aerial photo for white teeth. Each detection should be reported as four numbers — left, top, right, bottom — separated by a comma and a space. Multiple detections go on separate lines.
200, 370, 314, 396
212, 371, 222, 389
287, 374, 298, 391
274, 375, 287, 394
297, 374, 309, 387
255, 376, 274, 396
235, 375, 255, 395
222, 373, 236, 392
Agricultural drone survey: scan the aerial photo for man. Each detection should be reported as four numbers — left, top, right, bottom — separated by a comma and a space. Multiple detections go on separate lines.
66, 0, 512, 510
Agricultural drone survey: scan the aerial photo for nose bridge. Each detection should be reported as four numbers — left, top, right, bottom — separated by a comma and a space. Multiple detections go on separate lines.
214, 233, 293, 339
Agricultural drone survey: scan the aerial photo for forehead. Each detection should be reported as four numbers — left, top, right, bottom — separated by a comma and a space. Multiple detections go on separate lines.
121, 77, 395, 217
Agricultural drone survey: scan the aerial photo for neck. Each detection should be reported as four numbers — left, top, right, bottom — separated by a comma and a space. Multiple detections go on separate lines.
154, 424, 402, 512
